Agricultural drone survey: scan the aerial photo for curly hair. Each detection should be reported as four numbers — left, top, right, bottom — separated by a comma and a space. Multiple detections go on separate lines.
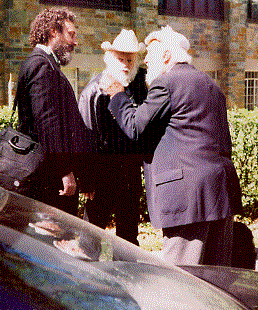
29, 7, 76, 48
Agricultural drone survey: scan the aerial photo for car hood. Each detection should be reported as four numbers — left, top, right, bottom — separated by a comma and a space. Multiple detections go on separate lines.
179, 265, 258, 310
0, 223, 253, 310
0, 187, 257, 309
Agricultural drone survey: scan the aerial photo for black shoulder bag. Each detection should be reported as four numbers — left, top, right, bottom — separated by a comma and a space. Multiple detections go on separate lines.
0, 101, 44, 193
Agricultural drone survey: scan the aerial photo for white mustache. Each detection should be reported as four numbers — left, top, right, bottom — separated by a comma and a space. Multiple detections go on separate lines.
103, 51, 139, 87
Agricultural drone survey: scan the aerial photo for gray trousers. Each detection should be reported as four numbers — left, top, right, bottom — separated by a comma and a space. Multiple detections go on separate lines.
162, 217, 233, 266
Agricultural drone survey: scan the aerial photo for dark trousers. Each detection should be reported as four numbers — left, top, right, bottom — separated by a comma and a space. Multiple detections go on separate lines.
162, 217, 233, 266
84, 156, 141, 245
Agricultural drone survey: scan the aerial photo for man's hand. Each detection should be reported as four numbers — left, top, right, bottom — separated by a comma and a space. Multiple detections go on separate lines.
81, 191, 95, 201
59, 172, 77, 196
99, 73, 124, 97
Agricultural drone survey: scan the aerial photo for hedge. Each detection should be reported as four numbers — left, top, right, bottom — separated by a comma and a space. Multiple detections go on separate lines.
1, 105, 258, 221
0, 105, 18, 130
228, 108, 258, 220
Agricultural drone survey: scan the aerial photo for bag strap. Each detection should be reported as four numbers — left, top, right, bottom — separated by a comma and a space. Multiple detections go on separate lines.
9, 99, 17, 127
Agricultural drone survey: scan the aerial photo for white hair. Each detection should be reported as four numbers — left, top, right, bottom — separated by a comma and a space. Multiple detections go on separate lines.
103, 50, 139, 86
145, 25, 192, 70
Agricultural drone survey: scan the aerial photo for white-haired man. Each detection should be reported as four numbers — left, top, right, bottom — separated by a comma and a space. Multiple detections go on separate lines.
77, 29, 148, 245
104, 26, 243, 266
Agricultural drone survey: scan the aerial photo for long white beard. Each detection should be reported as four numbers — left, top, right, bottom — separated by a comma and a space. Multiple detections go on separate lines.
103, 52, 138, 87
145, 61, 166, 87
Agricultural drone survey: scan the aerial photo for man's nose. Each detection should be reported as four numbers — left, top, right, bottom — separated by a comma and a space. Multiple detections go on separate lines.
70, 34, 77, 46
121, 60, 129, 68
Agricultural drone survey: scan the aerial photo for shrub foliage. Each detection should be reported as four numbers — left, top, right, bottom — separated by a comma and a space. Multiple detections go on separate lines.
228, 108, 258, 220
0, 105, 18, 130
1, 105, 258, 221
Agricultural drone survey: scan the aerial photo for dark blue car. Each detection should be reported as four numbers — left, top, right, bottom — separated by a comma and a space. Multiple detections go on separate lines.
0, 187, 257, 309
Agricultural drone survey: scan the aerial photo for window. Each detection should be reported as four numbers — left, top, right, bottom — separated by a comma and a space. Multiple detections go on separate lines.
39, 0, 130, 12
248, 0, 258, 22
245, 71, 258, 110
158, 0, 224, 20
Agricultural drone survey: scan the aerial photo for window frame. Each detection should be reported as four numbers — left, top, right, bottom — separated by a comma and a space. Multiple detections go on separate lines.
247, 0, 258, 23
245, 71, 258, 110
39, 0, 131, 12
158, 0, 224, 21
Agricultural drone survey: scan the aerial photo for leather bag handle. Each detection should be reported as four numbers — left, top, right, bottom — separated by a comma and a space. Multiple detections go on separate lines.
8, 136, 35, 155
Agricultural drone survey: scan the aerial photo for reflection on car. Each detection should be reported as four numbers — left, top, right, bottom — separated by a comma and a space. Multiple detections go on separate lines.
0, 187, 258, 310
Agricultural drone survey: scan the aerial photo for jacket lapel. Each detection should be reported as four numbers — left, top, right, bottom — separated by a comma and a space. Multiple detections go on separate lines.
31, 47, 60, 72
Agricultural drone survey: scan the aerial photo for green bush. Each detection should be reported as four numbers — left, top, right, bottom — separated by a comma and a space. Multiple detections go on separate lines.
228, 108, 258, 221
1, 104, 257, 222
0, 105, 18, 130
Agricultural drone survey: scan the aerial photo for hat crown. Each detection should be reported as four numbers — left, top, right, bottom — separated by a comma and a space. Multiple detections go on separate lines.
145, 25, 190, 51
101, 29, 145, 53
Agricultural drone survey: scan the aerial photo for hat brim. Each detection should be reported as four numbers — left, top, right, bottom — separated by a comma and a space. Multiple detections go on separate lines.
101, 41, 145, 53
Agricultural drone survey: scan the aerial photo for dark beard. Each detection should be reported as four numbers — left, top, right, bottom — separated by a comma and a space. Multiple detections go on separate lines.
53, 42, 73, 66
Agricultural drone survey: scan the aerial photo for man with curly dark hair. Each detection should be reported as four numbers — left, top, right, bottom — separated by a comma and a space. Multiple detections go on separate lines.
29, 7, 76, 65
14, 7, 91, 215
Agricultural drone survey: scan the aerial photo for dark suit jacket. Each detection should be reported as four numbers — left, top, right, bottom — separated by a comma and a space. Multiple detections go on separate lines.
78, 68, 147, 196
109, 63, 243, 229
15, 47, 90, 193
78, 67, 147, 154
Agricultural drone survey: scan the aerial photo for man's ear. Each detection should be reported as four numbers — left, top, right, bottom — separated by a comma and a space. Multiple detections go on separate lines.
50, 28, 58, 39
163, 50, 171, 64
47, 28, 59, 48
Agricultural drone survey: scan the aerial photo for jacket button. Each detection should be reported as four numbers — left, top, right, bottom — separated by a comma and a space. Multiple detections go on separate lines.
14, 180, 20, 187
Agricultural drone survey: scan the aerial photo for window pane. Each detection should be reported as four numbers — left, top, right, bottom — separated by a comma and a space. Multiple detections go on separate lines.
252, 2, 258, 20
208, 0, 224, 20
159, 0, 181, 16
195, 0, 208, 18
245, 72, 258, 109
248, 0, 258, 22
182, 0, 194, 17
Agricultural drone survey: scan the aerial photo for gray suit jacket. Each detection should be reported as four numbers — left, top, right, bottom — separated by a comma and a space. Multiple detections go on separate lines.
109, 63, 242, 229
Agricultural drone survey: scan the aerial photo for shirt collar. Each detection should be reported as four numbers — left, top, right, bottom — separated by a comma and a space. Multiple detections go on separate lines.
36, 44, 61, 66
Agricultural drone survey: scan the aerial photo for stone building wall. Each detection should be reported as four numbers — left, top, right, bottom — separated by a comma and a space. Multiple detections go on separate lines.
1, 0, 258, 108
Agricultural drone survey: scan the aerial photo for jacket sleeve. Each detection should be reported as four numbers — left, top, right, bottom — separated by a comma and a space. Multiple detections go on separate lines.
78, 76, 101, 130
78, 87, 92, 129
108, 78, 171, 140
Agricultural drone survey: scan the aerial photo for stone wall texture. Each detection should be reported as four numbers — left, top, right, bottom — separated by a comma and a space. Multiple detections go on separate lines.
1, 0, 258, 108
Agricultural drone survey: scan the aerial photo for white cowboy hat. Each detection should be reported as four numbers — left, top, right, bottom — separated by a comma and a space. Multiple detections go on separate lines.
101, 29, 145, 53
145, 25, 190, 51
